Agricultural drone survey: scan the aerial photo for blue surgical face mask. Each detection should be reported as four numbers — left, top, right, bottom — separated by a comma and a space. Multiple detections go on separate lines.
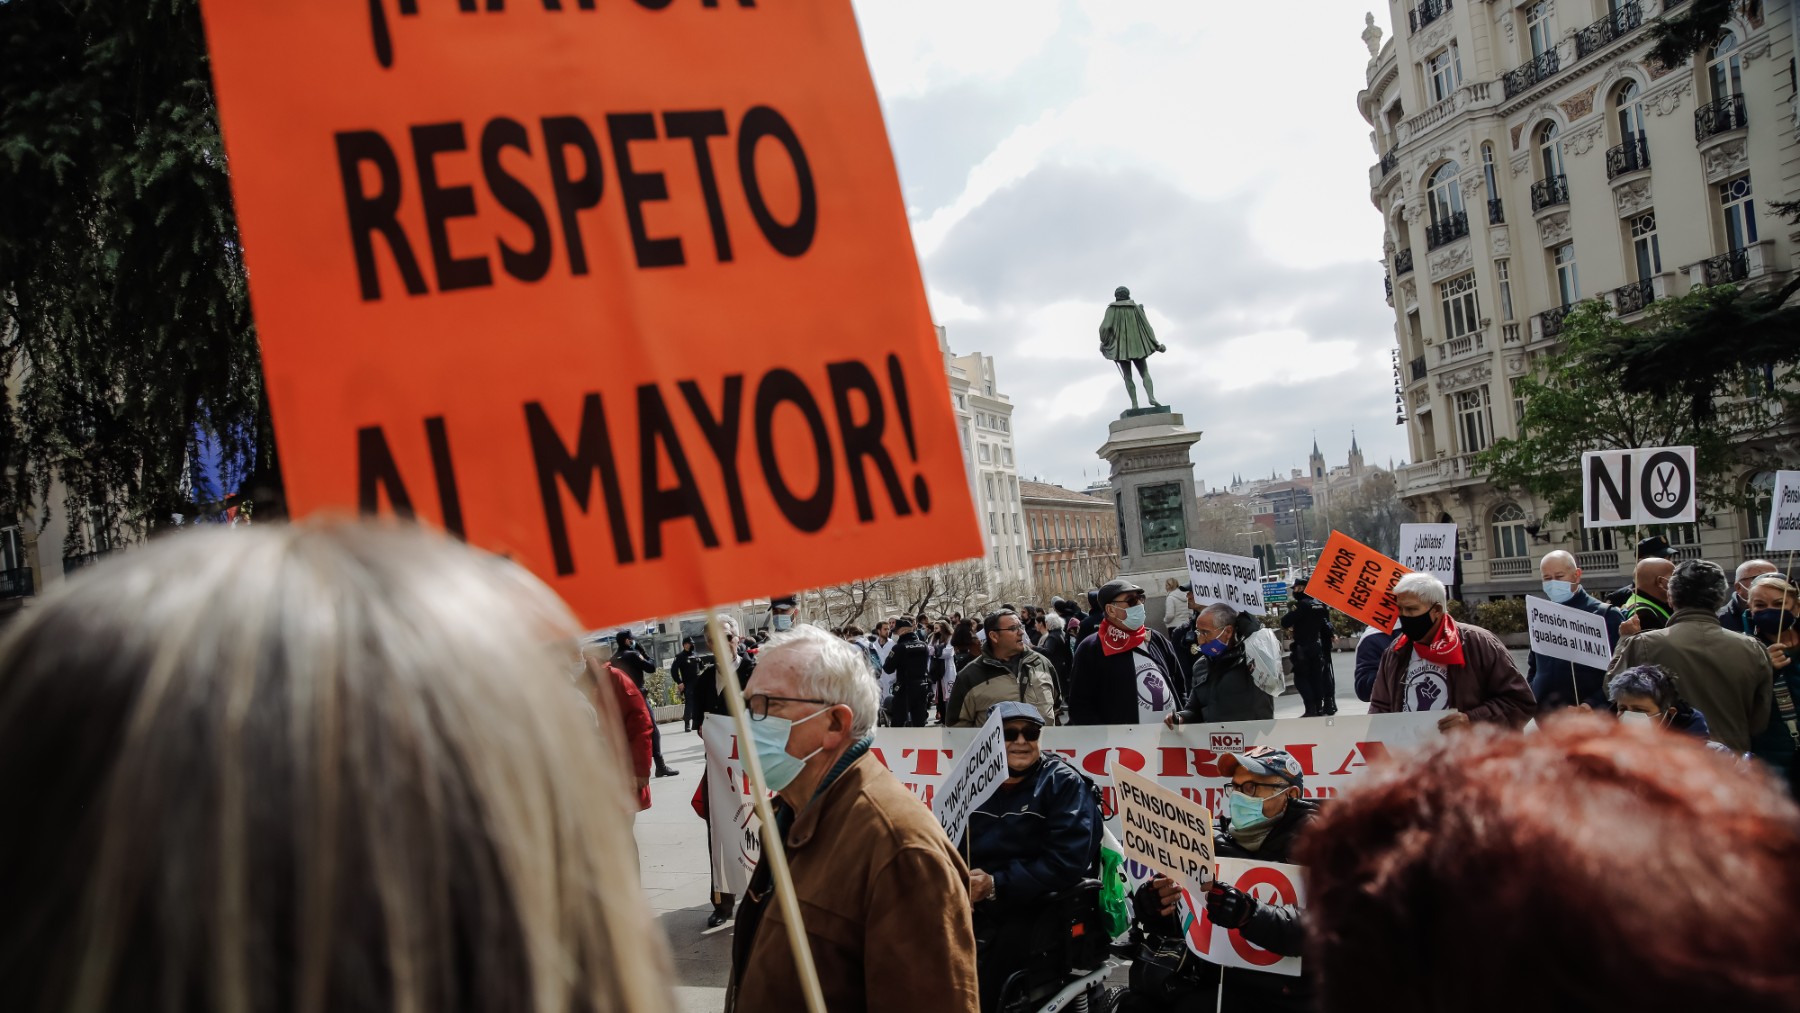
749, 707, 828, 792
1118, 604, 1147, 631
1199, 634, 1229, 658
1542, 579, 1576, 604
773, 613, 794, 631
1227, 788, 1273, 830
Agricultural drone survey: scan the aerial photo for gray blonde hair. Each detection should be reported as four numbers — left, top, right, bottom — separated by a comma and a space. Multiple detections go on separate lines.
1393, 571, 1448, 608
0, 522, 673, 1013
758, 622, 882, 738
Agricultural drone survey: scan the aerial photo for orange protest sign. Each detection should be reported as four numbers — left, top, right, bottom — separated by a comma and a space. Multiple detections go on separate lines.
198, 1, 981, 627
1307, 532, 1411, 632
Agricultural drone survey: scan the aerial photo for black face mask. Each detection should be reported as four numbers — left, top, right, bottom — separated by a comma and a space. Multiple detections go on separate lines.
1751, 609, 1797, 643
1397, 610, 1438, 643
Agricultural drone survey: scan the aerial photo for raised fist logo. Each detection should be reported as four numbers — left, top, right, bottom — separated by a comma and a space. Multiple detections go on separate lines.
1140, 672, 1168, 711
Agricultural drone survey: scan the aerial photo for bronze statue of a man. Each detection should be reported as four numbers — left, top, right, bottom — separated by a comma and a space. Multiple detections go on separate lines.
1099, 286, 1166, 410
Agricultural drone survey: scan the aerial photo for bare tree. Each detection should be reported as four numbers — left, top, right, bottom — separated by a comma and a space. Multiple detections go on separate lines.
1321, 472, 1413, 559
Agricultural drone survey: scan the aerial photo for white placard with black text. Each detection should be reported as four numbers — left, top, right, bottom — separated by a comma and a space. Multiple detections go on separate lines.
1186, 548, 1267, 616
1397, 523, 1457, 585
1768, 470, 1800, 553
930, 706, 1008, 848
1525, 595, 1615, 669
1581, 447, 1696, 528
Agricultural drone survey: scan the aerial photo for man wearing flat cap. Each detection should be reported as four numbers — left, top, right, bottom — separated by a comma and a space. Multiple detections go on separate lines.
1069, 579, 1187, 725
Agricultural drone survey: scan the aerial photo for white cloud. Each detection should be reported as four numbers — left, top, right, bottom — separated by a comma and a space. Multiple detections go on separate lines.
852, 0, 1408, 488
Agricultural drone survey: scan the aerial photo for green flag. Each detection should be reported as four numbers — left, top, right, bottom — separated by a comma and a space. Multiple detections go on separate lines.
1099, 827, 1131, 938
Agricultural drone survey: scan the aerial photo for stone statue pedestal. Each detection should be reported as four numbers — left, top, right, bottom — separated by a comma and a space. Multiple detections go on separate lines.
1099, 411, 1203, 635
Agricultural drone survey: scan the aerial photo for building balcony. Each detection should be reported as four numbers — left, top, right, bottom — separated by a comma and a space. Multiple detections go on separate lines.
0, 567, 32, 599
1394, 248, 1415, 276
1605, 134, 1650, 179
1501, 322, 1522, 345
1384, 274, 1393, 304
1532, 304, 1574, 342
1503, 50, 1560, 100
1686, 240, 1778, 288
1409, 355, 1428, 382
1487, 198, 1505, 225
1399, 452, 1484, 496
1743, 537, 1767, 559
1576, 550, 1623, 574
1490, 556, 1532, 578
1438, 329, 1487, 365
1611, 278, 1655, 316
1425, 211, 1470, 250
1694, 94, 1747, 143
1379, 144, 1401, 178
1576, 1, 1644, 59
1530, 174, 1570, 213
62, 549, 115, 575
1408, 0, 1452, 33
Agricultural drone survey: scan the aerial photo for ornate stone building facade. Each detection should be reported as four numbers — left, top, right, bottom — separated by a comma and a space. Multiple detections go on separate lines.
938, 326, 1030, 592
1358, 0, 1798, 600
1022, 481, 1121, 600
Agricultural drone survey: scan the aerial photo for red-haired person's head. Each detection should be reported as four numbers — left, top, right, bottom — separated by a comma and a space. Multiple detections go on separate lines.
1299, 712, 1800, 1013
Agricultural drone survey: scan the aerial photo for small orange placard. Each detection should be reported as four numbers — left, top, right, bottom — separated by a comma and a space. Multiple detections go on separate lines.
1307, 532, 1411, 632
198, 0, 981, 627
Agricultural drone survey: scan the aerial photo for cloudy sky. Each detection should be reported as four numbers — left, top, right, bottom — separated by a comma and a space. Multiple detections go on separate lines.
850, 0, 1409, 492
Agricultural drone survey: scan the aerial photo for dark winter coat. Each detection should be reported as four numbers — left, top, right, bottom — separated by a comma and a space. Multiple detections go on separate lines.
1068, 628, 1187, 725
963, 755, 1103, 913
1369, 621, 1537, 728
1134, 798, 1321, 1013
1180, 614, 1274, 723
1353, 628, 1393, 702
1527, 588, 1623, 712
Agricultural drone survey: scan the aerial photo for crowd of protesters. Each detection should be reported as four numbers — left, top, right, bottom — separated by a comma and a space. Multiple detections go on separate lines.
3, 520, 1797, 1013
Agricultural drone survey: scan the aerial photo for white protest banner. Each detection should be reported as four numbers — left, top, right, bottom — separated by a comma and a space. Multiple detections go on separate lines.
1187, 548, 1266, 616
702, 712, 1443, 896
1582, 447, 1697, 528
931, 708, 1008, 848
1397, 523, 1457, 585
1768, 470, 1800, 553
1525, 595, 1614, 669
1169, 858, 1307, 977
1112, 764, 1216, 897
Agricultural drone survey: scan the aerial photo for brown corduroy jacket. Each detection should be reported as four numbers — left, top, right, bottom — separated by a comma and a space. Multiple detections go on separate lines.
727, 751, 979, 1013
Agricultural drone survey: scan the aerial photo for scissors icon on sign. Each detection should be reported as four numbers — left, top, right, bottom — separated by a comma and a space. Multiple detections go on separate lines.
1651, 465, 1680, 504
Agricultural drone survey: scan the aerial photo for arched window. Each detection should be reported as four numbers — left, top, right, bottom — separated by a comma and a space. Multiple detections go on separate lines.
1538, 122, 1565, 181
1707, 33, 1743, 102
1615, 81, 1645, 142
1744, 471, 1776, 548
1492, 502, 1530, 559
1429, 161, 1465, 226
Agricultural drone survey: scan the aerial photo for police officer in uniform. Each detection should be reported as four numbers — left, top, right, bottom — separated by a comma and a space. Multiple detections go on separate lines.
883, 616, 933, 727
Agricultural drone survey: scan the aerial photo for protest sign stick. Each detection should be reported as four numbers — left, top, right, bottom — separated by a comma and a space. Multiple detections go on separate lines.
706, 613, 827, 1013
1778, 550, 1799, 649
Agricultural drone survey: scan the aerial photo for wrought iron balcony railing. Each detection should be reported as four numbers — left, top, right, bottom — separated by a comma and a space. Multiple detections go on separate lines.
1612, 278, 1654, 315
0, 567, 32, 599
1425, 210, 1469, 250
1409, 0, 1452, 33
1409, 355, 1428, 381
1487, 198, 1504, 225
1395, 248, 1415, 276
1530, 174, 1570, 212
1538, 303, 1573, 340
1576, 1, 1643, 59
1702, 248, 1750, 284
1694, 94, 1748, 142
1379, 145, 1400, 177
1504, 49, 1560, 99
1605, 133, 1650, 178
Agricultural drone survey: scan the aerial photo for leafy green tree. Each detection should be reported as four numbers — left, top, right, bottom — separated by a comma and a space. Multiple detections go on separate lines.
1475, 295, 1787, 523
0, 0, 272, 550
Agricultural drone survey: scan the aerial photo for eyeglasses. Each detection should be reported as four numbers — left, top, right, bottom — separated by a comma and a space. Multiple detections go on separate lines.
1222, 780, 1291, 799
994, 624, 1023, 634
746, 693, 828, 721
1004, 725, 1042, 742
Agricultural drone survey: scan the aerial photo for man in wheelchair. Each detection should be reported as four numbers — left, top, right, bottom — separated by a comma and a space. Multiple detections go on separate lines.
963, 701, 1109, 1012
1122, 746, 1317, 1012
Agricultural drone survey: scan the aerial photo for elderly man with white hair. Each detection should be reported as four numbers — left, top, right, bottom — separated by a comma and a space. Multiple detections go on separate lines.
1368, 572, 1537, 731
727, 624, 979, 1013
1526, 549, 1624, 712
1720, 558, 1780, 630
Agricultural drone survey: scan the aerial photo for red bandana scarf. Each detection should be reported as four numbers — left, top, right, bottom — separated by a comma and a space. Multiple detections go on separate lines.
1100, 620, 1149, 656
1395, 613, 1465, 666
